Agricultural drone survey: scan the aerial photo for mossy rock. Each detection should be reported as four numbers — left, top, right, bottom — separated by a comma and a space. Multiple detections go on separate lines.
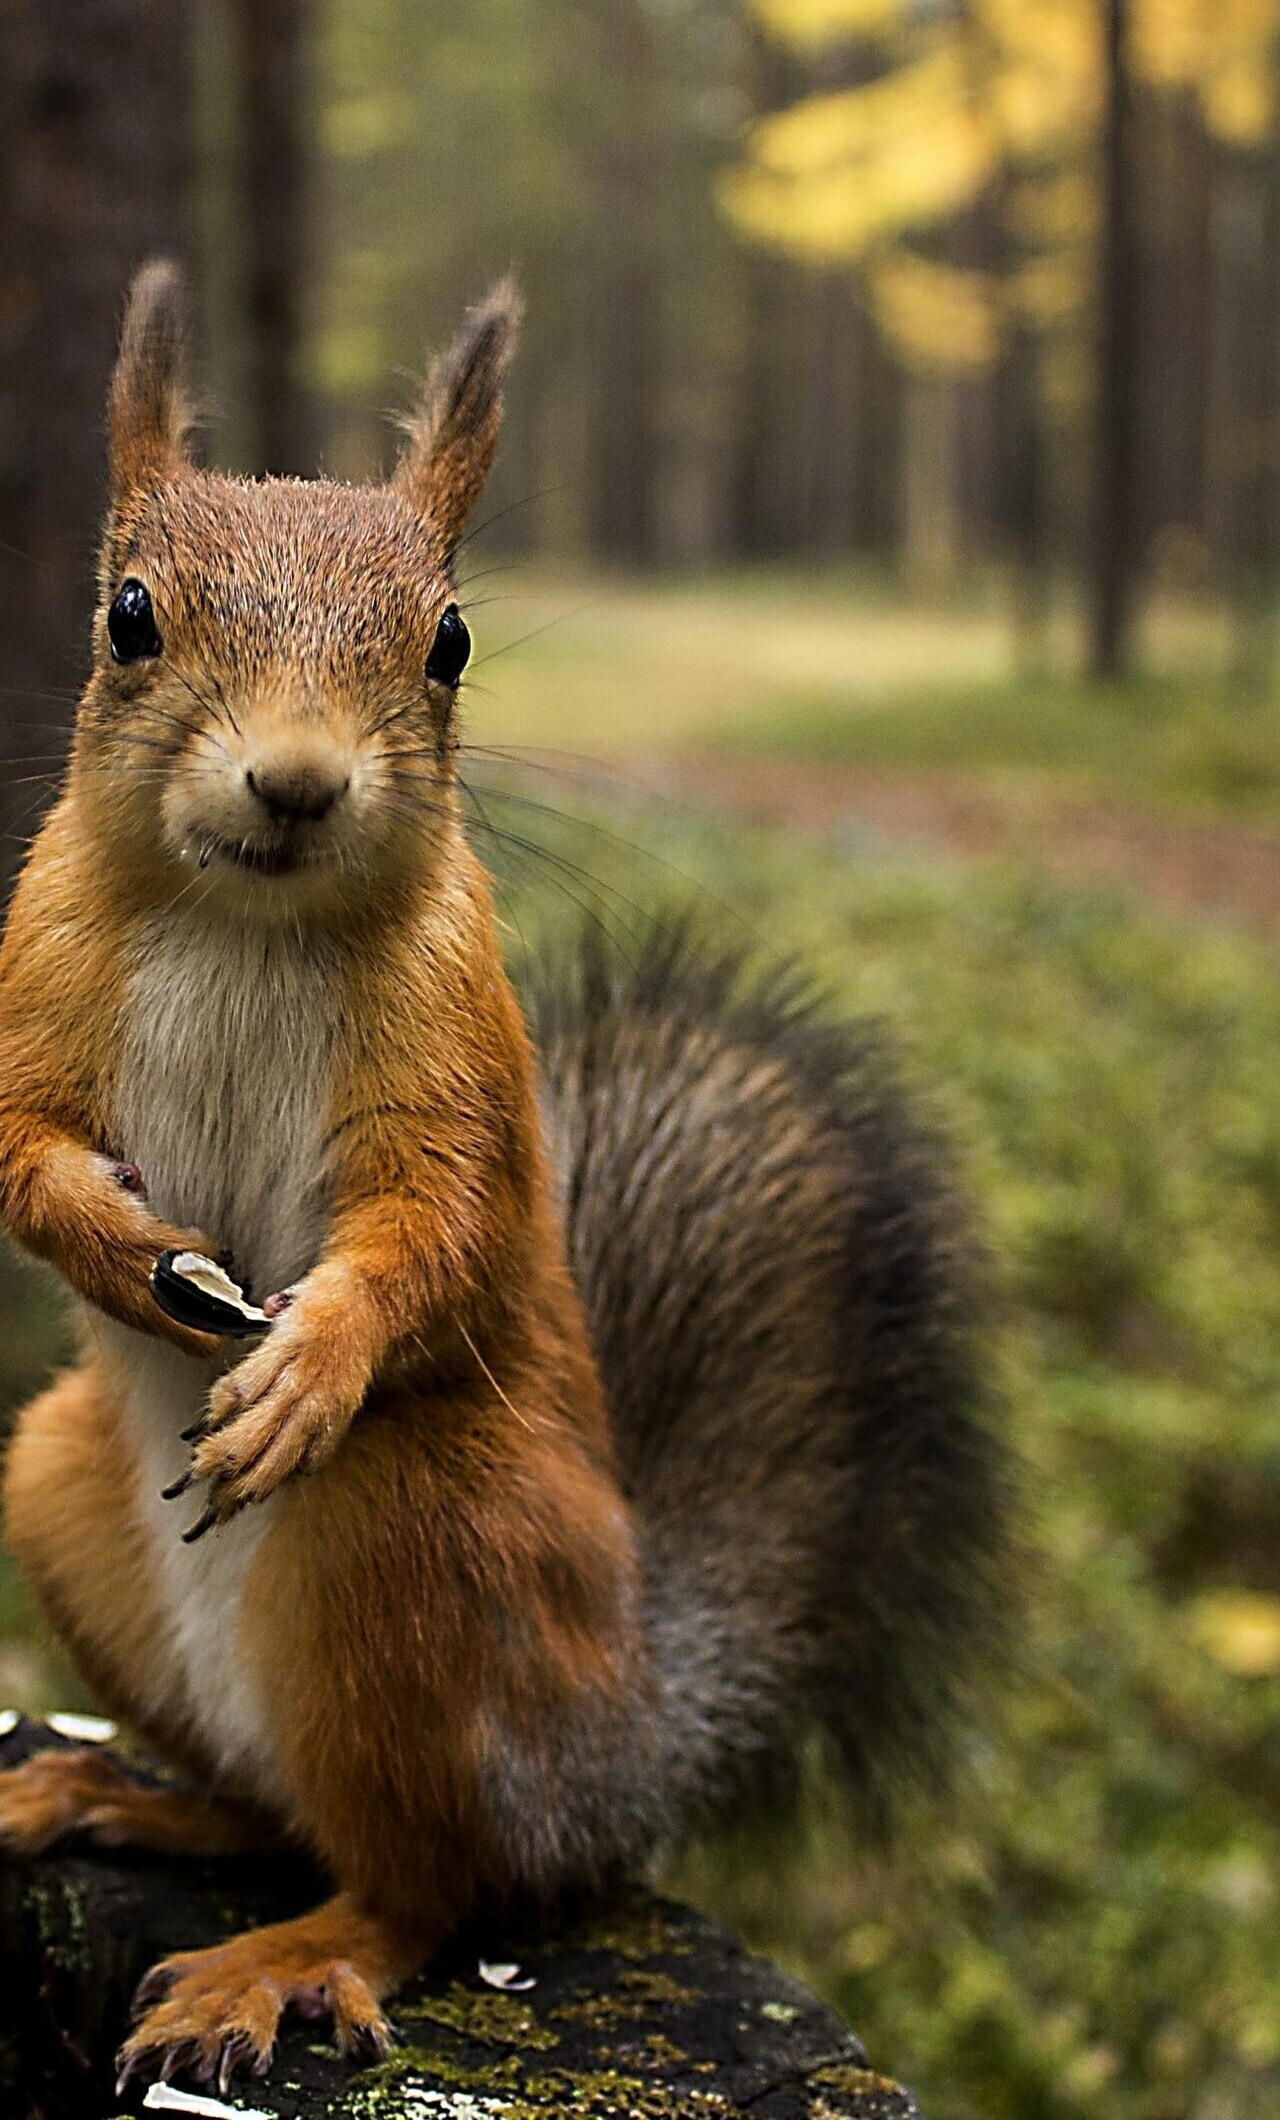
0, 1719, 923, 2118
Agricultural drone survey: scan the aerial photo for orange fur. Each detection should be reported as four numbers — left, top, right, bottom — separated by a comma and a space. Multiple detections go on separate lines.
0, 262, 648, 2089
116, 1896, 416, 2090
0, 1747, 275, 1858
0, 817, 223, 1358
5, 1365, 225, 1775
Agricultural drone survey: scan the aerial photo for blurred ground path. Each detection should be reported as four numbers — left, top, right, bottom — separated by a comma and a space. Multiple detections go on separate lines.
464, 571, 1275, 931
654, 755, 1280, 937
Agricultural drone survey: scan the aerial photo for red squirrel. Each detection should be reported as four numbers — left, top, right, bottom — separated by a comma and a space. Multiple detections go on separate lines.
0, 263, 1013, 2095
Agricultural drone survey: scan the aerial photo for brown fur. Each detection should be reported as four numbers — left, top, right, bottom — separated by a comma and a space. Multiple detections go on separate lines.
394, 278, 521, 557
0, 1747, 275, 1858
0, 262, 1014, 2096
5, 1365, 219, 1772
0, 262, 651, 2092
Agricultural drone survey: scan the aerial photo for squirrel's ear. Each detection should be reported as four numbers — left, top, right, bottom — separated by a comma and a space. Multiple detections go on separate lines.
393, 278, 522, 558
107, 259, 193, 508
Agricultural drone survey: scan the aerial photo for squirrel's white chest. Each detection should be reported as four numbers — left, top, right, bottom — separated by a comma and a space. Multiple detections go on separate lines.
103, 920, 338, 1802
114, 920, 338, 1299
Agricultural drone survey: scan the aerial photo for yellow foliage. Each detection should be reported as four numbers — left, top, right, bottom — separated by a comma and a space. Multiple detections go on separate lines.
1009, 249, 1089, 327
720, 138, 987, 260
868, 253, 1002, 372
748, 45, 979, 178
1133, 0, 1280, 141
1204, 58, 1275, 142
731, 0, 1280, 365
1009, 171, 1096, 249
1134, 0, 1212, 85
1191, 1590, 1280, 1678
751, 0, 907, 45
724, 44, 996, 260
991, 57, 1099, 158
979, 0, 1099, 95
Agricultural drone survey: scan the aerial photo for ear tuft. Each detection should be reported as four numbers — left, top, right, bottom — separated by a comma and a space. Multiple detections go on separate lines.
395, 278, 523, 557
108, 258, 193, 505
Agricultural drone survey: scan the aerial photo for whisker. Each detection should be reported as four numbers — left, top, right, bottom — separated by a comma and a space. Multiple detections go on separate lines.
467, 602, 596, 673
453, 788, 663, 961
454, 484, 563, 554
0, 687, 83, 708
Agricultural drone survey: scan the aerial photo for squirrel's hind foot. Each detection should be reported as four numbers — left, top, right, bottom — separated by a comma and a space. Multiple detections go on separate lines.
116, 1895, 413, 2093
0, 1746, 279, 1858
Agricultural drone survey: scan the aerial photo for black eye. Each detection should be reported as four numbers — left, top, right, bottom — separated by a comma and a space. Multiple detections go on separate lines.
107, 579, 162, 664
425, 605, 470, 689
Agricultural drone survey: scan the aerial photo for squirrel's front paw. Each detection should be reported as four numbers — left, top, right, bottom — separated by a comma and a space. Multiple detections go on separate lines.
167, 1292, 371, 1536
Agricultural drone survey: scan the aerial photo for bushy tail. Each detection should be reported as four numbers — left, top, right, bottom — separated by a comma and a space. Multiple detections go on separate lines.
525, 921, 1017, 1841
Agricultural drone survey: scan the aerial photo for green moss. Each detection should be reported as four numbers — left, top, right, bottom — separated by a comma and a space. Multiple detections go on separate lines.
561, 1902, 693, 1962
616, 1969, 699, 2007
368, 2043, 526, 2095
549, 1978, 693, 2035
521, 2065, 731, 2115
811, 2061, 913, 2096
630, 2030, 713, 2072
397, 1983, 558, 2050
24, 1870, 90, 1973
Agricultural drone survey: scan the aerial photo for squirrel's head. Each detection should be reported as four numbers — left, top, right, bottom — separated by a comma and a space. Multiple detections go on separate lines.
73, 259, 520, 920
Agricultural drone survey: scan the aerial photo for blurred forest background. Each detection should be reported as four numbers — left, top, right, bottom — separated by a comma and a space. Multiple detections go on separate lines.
4, 3, 1280, 2119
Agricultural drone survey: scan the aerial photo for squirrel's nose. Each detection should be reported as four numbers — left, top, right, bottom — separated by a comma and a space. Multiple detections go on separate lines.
245, 762, 349, 824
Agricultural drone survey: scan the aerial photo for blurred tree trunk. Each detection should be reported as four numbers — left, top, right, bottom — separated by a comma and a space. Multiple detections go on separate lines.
585, 0, 660, 566
799, 271, 866, 557
1142, 90, 1212, 555
1088, 0, 1139, 678
729, 247, 786, 557
1002, 321, 1051, 673
900, 373, 960, 589
1225, 123, 1280, 695
727, 22, 794, 559
0, 0, 191, 888
231, 0, 313, 474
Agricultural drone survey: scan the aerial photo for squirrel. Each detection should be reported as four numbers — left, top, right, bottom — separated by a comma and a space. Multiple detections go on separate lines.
0, 261, 1014, 2095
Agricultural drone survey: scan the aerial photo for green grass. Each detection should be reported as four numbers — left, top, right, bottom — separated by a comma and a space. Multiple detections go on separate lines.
723, 671, 1280, 816
461, 565, 1016, 755
459, 567, 1263, 810
637, 820, 1280, 2120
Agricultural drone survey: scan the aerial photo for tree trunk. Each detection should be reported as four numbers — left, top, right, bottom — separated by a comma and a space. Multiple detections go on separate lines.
585, 0, 661, 567
1142, 90, 1212, 554
1003, 320, 1052, 673
0, 1719, 925, 2119
1088, 0, 1140, 678
900, 371, 961, 590
231, 0, 314, 474
0, 0, 191, 889
1224, 127, 1280, 695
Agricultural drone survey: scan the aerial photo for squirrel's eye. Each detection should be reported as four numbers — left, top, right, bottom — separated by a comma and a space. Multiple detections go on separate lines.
107, 579, 162, 664
425, 605, 470, 689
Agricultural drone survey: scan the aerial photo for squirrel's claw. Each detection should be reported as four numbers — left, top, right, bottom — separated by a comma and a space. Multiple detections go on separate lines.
181, 1504, 220, 1545
117, 1923, 388, 2093
131, 1961, 178, 2015
182, 1301, 368, 1520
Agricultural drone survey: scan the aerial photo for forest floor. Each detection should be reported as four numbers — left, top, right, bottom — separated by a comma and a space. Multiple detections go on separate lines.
464, 563, 1280, 933
656, 754, 1280, 935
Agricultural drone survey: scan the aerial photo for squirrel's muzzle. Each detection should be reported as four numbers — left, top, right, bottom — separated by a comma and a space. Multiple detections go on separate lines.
244, 758, 350, 826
